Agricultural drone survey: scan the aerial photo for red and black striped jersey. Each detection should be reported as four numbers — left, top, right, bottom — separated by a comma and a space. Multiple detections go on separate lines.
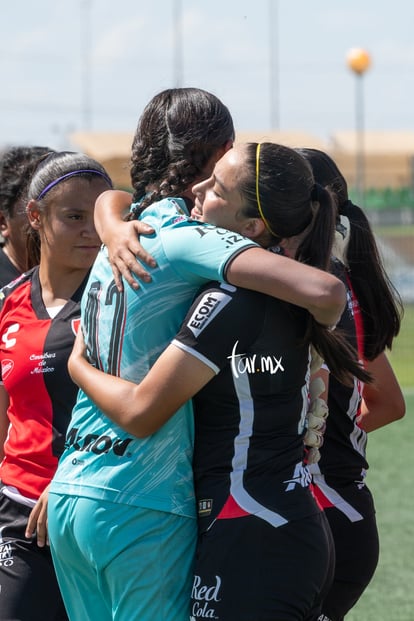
0, 267, 86, 499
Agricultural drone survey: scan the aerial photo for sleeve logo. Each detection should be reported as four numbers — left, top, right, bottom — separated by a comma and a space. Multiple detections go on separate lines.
187, 291, 232, 337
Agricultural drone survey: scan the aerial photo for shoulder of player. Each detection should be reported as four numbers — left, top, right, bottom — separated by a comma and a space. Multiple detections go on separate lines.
195, 281, 267, 312
0, 267, 36, 305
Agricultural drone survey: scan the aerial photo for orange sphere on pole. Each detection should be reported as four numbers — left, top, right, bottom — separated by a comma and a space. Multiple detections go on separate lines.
346, 48, 371, 75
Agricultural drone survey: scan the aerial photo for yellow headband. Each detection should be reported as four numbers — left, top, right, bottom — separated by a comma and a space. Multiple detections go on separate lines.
255, 143, 279, 238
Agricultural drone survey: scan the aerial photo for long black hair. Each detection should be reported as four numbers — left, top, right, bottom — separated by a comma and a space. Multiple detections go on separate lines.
0, 145, 54, 219
297, 147, 403, 360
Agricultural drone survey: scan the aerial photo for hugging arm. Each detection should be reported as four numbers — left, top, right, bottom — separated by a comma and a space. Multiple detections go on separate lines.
94, 190, 157, 291
68, 329, 215, 438
95, 191, 345, 328
226, 248, 346, 328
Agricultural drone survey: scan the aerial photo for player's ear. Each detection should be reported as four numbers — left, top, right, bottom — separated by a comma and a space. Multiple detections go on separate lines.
0, 212, 10, 239
239, 217, 266, 240
26, 199, 42, 230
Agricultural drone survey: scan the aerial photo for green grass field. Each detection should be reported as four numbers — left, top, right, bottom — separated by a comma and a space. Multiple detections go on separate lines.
374, 224, 414, 237
346, 392, 414, 621
387, 303, 414, 389
338, 235, 414, 621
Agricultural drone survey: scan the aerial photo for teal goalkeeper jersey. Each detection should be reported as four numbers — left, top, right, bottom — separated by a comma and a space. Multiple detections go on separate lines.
50, 197, 257, 518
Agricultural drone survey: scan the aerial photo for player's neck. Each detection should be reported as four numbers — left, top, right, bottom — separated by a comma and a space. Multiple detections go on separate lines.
38, 262, 88, 307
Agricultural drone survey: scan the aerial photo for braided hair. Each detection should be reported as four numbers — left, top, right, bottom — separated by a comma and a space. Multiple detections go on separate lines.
129, 88, 234, 215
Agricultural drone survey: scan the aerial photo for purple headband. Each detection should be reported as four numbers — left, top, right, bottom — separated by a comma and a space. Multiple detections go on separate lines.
36, 169, 113, 200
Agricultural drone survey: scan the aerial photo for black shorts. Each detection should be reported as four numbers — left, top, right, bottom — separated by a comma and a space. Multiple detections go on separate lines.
0, 492, 68, 621
190, 511, 335, 621
318, 485, 380, 621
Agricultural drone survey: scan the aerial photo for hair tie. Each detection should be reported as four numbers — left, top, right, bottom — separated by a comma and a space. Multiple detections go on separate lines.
339, 198, 353, 216
36, 169, 113, 201
310, 182, 325, 203
255, 143, 279, 238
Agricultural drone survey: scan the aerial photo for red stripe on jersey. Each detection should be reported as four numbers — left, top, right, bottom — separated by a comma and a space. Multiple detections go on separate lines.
217, 494, 251, 519
345, 273, 365, 362
345, 273, 365, 428
310, 483, 335, 510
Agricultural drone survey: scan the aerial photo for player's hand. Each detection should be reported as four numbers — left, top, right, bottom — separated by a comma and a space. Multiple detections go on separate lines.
25, 484, 50, 547
68, 327, 88, 384
106, 220, 157, 292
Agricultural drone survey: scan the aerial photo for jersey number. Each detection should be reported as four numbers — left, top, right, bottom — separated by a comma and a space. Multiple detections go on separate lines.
83, 280, 126, 376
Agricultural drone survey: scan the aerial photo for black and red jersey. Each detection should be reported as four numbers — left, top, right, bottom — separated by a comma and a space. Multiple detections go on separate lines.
173, 281, 320, 532
310, 259, 369, 520
0, 267, 86, 499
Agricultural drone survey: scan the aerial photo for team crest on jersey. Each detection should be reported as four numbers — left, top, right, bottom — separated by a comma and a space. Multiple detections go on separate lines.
71, 318, 81, 336
1, 359, 14, 380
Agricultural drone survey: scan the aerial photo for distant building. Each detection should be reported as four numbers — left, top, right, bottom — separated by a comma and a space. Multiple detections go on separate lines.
69, 129, 414, 193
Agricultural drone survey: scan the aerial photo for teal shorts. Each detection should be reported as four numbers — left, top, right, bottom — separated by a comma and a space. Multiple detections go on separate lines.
48, 493, 197, 621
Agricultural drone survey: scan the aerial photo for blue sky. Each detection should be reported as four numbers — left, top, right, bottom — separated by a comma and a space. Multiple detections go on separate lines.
0, 0, 413, 149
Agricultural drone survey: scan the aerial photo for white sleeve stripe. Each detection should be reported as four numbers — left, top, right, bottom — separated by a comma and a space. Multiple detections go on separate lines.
171, 339, 220, 375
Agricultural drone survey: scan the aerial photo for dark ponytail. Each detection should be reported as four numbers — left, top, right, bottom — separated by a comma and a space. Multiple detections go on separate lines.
296, 183, 336, 271
301, 191, 371, 385
341, 199, 402, 358
297, 147, 403, 359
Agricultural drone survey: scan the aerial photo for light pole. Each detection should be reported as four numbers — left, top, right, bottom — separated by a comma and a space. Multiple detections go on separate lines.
173, 0, 183, 87
80, 0, 92, 130
346, 48, 371, 206
269, 0, 279, 129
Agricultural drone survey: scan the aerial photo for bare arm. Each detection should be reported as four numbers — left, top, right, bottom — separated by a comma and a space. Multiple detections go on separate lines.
68, 329, 215, 438
95, 193, 345, 325
94, 190, 157, 291
357, 352, 405, 432
0, 385, 10, 462
94, 189, 132, 236
226, 247, 346, 327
